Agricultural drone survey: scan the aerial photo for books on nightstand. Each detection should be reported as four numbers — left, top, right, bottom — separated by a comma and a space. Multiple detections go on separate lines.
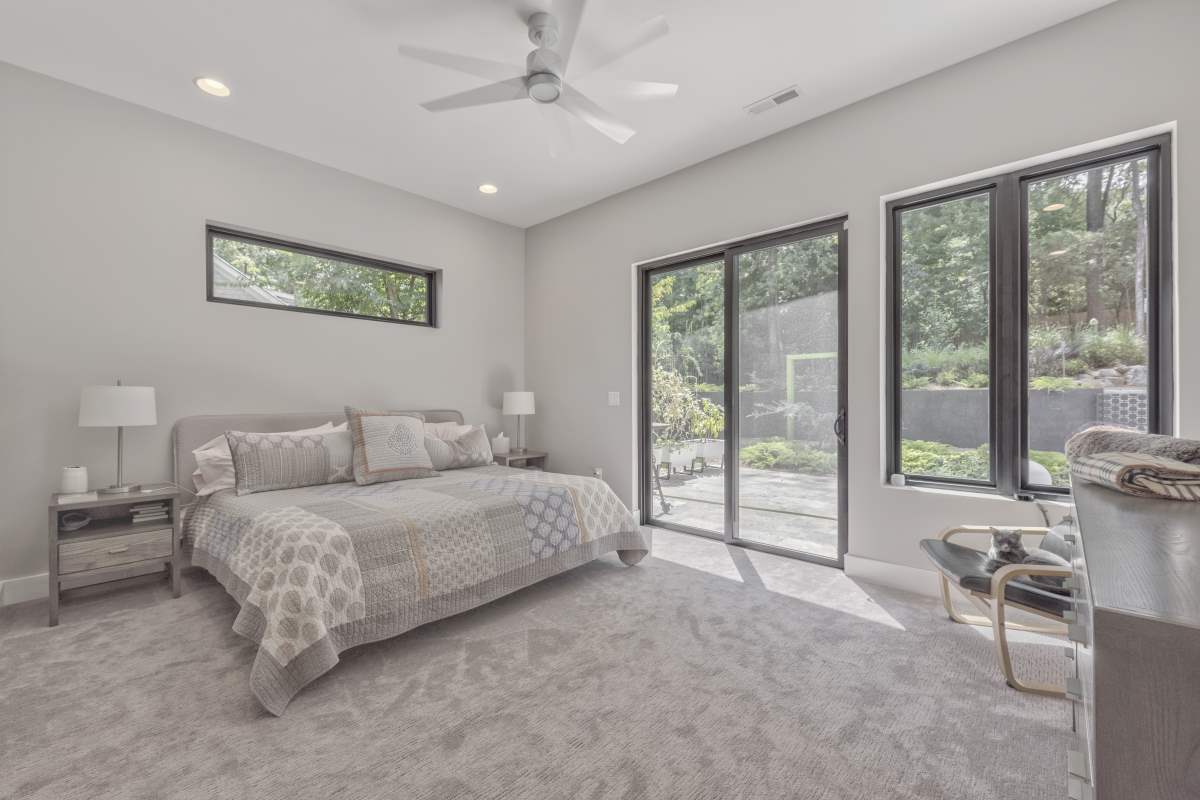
130, 501, 170, 524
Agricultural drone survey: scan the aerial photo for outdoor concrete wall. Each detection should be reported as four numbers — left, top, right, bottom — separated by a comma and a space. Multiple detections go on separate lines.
524, 0, 1197, 574
900, 389, 1108, 452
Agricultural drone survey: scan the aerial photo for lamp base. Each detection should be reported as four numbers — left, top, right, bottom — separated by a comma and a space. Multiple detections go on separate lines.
99, 483, 142, 494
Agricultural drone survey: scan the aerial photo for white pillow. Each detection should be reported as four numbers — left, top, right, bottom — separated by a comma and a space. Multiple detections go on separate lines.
191, 421, 345, 496
425, 425, 494, 470
424, 421, 474, 440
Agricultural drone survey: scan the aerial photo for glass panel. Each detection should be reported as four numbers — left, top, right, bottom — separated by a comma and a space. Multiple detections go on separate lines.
736, 233, 839, 559
647, 260, 725, 534
1026, 156, 1152, 488
898, 193, 992, 483
211, 233, 431, 324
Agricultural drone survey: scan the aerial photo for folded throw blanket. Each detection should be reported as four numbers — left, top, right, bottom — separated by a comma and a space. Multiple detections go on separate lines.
1071, 452, 1200, 501
1066, 426, 1200, 464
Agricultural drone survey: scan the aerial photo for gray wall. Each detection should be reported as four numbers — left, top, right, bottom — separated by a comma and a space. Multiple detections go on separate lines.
0, 63, 526, 583
524, 0, 1197, 573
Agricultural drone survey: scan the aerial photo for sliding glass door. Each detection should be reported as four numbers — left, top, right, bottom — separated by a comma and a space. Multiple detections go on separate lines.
645, 258, 725, 535
640, 219, 847, 566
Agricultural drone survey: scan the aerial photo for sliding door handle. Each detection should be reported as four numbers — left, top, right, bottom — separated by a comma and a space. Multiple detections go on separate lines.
833, 409, 847, 447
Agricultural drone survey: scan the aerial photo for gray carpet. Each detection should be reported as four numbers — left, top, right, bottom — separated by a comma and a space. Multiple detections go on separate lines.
0, 530, 1068, 799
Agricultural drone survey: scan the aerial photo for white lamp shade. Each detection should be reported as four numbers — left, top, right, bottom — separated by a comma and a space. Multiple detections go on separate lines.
78, 385, 157, 427
502, 391, 535, 416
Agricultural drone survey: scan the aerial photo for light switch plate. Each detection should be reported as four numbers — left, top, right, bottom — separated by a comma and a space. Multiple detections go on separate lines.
607, 391, 620, 406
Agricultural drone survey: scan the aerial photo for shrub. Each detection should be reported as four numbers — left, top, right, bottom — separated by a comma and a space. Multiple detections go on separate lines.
1030, 450, 1070, 486
740, 438, 837, 475
960, 372, 989, 388
1077, 325, 1145, 369
901, 439, 1071, 486
902, 375, 931, 390
651, 366, 725, 442
901, 439, 990, 481
903, 345, 989, 383
1030, 376, 1078, 392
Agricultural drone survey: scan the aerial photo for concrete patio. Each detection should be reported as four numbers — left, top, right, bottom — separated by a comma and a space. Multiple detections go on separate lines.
651, 465, 839, 559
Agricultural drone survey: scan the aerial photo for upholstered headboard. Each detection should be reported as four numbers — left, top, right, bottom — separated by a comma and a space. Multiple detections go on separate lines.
172, 409, 465, 492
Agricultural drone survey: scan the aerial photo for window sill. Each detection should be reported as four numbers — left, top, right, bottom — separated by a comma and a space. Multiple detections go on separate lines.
882, 477, 1073, 508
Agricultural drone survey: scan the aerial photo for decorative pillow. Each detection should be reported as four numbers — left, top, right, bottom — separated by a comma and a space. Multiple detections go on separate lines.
193, 422, 344, 496
425, 425, 493, 470
424, 420, 473, 441
345, 408, 437, 485
225, 430, 353, 495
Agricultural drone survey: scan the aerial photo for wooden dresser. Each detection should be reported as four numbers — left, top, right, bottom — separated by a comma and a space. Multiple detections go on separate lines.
1067, 481, 1200, 800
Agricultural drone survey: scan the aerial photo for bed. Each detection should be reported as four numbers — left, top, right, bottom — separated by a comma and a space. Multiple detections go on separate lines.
174, 411, 649, 715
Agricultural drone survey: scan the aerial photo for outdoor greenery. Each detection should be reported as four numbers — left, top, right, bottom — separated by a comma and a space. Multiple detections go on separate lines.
900, 439, 1070, 485
213, 236, 428, 322
649, 157, 1150, 485
902, 158, 1151, 390
740, 439, 837, 475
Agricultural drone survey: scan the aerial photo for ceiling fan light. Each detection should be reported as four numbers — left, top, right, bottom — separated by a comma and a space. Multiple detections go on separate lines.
527, 73, 562, 104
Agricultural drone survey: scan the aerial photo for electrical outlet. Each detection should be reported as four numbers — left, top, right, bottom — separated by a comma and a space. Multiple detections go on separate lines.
593, 467, 604, 481
607, 391, 620, 406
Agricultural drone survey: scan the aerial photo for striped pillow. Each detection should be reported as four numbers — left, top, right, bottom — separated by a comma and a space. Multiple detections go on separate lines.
226, 430, 353, 495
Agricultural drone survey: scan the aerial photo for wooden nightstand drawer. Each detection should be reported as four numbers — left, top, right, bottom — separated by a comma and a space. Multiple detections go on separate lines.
59, 528, 172, 574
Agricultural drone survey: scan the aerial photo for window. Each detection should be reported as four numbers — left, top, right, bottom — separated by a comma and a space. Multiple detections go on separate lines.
207, 227, 437, 326
888, 135, 1172, 495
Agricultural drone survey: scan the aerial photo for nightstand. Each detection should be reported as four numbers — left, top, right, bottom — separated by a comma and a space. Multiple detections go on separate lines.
47, 486, 182, 626
494, 450, 548, 470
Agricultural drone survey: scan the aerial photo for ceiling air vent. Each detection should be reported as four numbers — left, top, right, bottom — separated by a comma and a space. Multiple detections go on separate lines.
744, 85, 801, 116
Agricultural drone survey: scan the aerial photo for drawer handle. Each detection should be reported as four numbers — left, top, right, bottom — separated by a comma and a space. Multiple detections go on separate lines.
1068, 623, 1090, 646
106, 546, 130, 554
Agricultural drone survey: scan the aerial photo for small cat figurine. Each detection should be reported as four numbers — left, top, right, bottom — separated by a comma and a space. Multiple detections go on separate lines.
986, 527, 1029, 568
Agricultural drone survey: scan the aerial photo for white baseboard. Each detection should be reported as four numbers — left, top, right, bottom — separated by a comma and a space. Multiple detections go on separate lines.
844, 554, 939, 598
0, 572, 48, 606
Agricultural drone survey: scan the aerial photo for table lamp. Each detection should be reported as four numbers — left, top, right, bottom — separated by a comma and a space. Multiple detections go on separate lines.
502, 391, 535, 453
78, 380, 157, 493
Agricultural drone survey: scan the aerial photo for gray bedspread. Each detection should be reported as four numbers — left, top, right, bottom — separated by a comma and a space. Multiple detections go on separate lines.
184, 465, 649, 714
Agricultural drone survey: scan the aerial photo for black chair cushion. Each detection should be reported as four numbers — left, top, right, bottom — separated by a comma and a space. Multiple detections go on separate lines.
920, 539, 1072, 618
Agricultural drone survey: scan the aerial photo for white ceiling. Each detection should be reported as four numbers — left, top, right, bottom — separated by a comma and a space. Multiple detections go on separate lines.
0, 0, 1115, 228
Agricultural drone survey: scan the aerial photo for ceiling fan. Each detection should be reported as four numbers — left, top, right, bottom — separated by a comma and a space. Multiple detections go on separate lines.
396, 1, 675, 145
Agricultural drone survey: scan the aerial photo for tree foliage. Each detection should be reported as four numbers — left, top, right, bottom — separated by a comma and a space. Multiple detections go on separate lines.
214, 237, 428, 322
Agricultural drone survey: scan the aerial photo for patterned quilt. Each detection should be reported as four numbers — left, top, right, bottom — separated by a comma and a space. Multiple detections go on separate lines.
185, 465, 649, 714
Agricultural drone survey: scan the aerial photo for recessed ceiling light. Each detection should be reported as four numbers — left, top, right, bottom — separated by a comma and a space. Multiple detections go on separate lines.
1048, 249, 1069, 256
478, 184, 499, 195
1042, 202, 1066, 212
194, 77, 231, 97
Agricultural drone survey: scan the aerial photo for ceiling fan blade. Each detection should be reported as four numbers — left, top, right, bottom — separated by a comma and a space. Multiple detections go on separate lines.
557, 84, 635, 144
601, 80, 678, 99
553, 0, 588, 72
397, 43, 518, 82
421, 77, 529, 112
573, 15, 669, 77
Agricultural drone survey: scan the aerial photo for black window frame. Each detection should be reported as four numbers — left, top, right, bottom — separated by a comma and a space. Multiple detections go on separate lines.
206, 225, 439, 328
886, 134, 1173, 498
